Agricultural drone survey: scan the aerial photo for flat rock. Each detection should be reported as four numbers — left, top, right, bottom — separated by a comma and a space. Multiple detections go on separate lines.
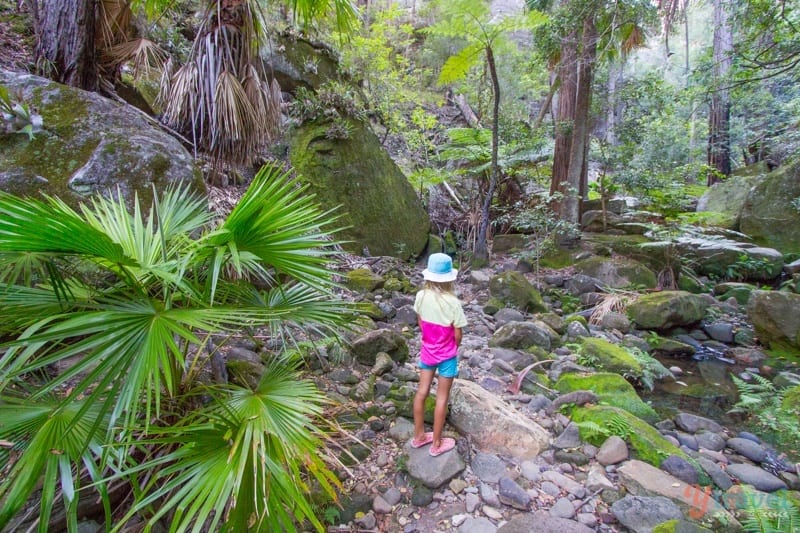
472, 452, 508, 483
498, 476, 530, 510
726, 437, 767, 462
611, 495, 682, 533
458, 517, 497, 533
497, 511, 594, 533
404, 440, 466, 488
725, 463, 788, 492
449, 379, 550, 460
674, 413, 724, 434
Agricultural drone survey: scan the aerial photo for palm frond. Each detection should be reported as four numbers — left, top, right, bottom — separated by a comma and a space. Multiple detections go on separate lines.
0, 398, 112, 531
102, 38, 167, 78
113, 360, 338, 532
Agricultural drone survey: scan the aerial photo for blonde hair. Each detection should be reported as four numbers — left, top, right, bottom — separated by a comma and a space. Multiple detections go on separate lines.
424, 280, 455, 293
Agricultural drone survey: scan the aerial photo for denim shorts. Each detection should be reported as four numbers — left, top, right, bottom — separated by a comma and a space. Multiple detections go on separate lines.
419, 356, 458, 378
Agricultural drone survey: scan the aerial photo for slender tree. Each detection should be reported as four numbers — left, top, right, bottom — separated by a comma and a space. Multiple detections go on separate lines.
426, 0, 545, 262
707, 0, 732, 183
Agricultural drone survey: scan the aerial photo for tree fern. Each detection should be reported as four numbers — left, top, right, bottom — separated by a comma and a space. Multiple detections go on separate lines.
740, 486, 800, 533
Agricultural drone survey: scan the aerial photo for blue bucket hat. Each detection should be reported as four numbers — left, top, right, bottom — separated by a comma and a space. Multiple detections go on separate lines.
422, 253, 458, 282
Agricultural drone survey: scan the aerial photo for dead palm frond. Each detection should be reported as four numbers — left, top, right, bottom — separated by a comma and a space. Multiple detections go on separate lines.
589, 290, 640, 325
213, 70, 259, 165
103, 37, 168, 78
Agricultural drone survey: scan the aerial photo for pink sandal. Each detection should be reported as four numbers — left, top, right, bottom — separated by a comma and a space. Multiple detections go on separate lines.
411, 432, 434, 448
429, 437, 455, 457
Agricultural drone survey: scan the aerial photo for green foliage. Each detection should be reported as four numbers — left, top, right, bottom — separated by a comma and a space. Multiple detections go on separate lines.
714, 254, 776, 282
0, 84, 42, 139
739, 486, 800, 533
624, 345, 674, 392
730, 374, 800, 458
573, 412, 631, 441
0, 164, 353, 531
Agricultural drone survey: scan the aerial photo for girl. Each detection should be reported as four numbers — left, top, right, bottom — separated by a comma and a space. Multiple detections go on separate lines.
411, 253, 467, 456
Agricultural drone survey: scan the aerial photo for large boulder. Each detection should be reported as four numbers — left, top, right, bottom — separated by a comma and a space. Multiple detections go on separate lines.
349, 329, 409, 365
627, 291, 709, 330
0, 70, 204, 208
488, 271, 547, 313
574, 256, 657, 289
740, 158, 800, 253
449, 379, 550, 460
675, 237, 783, 281
289, 118, 429, 259
488, 320, 558, 351
696, 172, 764, 229
747, 290, 800, 351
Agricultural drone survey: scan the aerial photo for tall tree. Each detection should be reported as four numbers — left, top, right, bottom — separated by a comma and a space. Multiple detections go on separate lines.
533, 0, 654, 224
34, 0, 98, 91
707, 0, 733, 183
426, 0, 545, 262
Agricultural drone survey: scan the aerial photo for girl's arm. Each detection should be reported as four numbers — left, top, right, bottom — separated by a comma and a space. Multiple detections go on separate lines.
454, 326, 462, 347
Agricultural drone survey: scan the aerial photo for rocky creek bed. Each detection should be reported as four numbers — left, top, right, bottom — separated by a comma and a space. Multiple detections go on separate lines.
291, 252, 800, 533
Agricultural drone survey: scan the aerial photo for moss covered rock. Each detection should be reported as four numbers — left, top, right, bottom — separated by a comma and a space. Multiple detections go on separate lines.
488, 271, 547, 313
289, 118, 429, 259
740, 158, 800, 253
0, 70, 204, 209
628, 291, 709, 330
574, 256, 657, 289
571, 405, 685, 467
747, 290, 800, 351
579, 337, 643, 377
345, 268, 384, 292
697, 172, 765, 230
652, 520, 713, 533
555, 372, 658, 422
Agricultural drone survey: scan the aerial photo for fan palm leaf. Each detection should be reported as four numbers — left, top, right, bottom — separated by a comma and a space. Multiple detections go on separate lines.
111, 358, 338, 532
0, 165, 351, 530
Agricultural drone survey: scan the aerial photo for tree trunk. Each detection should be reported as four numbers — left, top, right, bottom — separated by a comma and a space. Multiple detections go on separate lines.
550, 29, 578, 211
563, 17, 597, 227
34, 0, 98, 91
707, 0, 732, 184
474, 45, 501, 262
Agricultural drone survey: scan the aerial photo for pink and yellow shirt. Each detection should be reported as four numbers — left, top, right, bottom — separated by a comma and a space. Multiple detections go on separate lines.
414, 289, 468, 365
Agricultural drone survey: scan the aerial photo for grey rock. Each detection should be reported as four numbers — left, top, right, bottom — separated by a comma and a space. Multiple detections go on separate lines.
382, 487, 402, 506
600, 312, 631, 333
697, 457, 733, 491
472, 452, 508, 483
490, 347, 535, 371
392, 304, 417, 326
404, 440, 466, 488
566, 320, 590, 340
727, 437, 767, 462
479, 482, 501, 507
737, 431, 761, 443
350, 328, 409, 365
596, 436, 629, 465
498, 476, 531, 510
550, 497, 576, 518
565, 274, 603, 296
497, 511, 594, 533
586, 465, 616, 492
554, 422, 583, 449
611, 495, 683, 533
703, 321, 735, 343
489, 320, 556, 351
520, 461, 541, 482
355, 511, 377, 530
674, 432, 698, 451
660, 455, 699, 485
494, 307, 525, 326
388, 417, 414, 442
726, 463, 788, 492
695, 431, 726, 452
674, 413, 724, 434
541, 469, 584, 495
372, 494, 392, 514
371, 352, 395, 376
465, 492, 481, 513
540, 481, 561, 497
459, 517, 497, 533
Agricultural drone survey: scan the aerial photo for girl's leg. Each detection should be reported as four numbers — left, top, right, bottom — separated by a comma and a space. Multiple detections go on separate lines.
431, 376, 454, 448
413, 368, 436, 441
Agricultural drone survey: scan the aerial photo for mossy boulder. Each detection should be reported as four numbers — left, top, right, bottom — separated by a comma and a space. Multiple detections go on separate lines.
574, 256, 657, 289
713, 282, 757, 305
488, 271, 547, 313
345, 268, 384, 292
571, 405, 686, 468
489, 320, 558, 351
747, 290, 800, 351
627, 291, 709, 330
652, 519, 714, 533
740, 158, 800, 253
555, 372, 658, 422
781, 385, 800, 412
675, 237, 784, 281
288, 118, 429, 259
578, 337, 642, 378
0, 70, 204, 209
492, 233, 528, 253
697, 172, 765, 230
